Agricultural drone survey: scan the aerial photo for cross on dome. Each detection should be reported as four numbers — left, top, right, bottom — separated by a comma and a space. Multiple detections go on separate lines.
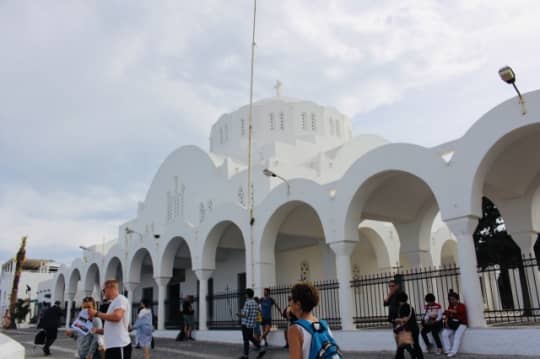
274, 80, 282, 97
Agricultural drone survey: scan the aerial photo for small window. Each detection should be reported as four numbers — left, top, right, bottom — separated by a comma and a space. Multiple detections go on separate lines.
269, 113, 275, 130
301, 112, 307, 130
311, 113, 317, 131
279, 112, 285, 130
240, 118, 246, 136
300, 261, 310, 281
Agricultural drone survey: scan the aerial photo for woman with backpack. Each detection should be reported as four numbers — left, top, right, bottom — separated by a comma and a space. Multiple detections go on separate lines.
287, 282, 342, 359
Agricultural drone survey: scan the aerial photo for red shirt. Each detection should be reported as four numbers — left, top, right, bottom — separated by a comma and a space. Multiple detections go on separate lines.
445, 302, 468, 325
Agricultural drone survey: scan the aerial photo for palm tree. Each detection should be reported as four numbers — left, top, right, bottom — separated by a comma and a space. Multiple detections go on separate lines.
9, 237, 27, 323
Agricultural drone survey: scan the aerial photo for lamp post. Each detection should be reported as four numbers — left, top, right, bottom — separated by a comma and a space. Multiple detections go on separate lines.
263, 168, 290, 195
247, 0, 257, 289
498, 66, 527, 115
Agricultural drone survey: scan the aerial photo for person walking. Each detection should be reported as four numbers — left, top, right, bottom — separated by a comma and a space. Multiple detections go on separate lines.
384, 279, 402, 325
287, 282, 342, 359
441, 291, 468, 358
88, 279, 132, 359
420, 293, 444, 355
133, 299, 153, 359
237, 288, 265, 359
39, 300, 63, 356
393, 292, 423, 359
282, 296, 297, 349
182, 295, 195, 340
260, 288, 281, 347
65, 296, 102, 359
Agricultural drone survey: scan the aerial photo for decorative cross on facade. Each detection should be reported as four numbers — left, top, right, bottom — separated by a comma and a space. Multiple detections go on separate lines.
274, 80, 282, 97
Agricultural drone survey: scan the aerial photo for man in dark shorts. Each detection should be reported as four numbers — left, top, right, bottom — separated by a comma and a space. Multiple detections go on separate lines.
259, 288, 281, 347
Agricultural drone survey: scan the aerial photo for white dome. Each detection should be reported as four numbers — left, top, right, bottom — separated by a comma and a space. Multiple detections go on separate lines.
209, 96, 352, 164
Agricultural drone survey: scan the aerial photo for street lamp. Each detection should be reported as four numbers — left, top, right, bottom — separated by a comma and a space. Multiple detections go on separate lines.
498, 66, 527, 115
263, 168, 290, 195
125, 227, 160, 239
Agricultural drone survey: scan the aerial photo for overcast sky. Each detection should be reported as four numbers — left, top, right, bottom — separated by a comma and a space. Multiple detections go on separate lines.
1, 0, 540, 265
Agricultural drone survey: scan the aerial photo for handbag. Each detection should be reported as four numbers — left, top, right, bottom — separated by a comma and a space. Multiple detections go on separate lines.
396, 329, 414, 348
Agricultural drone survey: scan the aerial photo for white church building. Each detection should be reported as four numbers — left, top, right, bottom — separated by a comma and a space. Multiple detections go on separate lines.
45, 89, 540, 355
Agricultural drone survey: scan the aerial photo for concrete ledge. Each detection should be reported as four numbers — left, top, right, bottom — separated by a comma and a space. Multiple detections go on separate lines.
0, 332, 25, 359
153, 327, 540, 357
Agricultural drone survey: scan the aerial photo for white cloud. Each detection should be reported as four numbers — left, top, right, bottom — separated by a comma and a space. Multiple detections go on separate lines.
1, 0, 540, 263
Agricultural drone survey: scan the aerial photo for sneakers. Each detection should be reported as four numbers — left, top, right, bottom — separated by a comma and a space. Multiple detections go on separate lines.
435, 348, 442, 355
447, 353, 457, 358
256, 350, 267, 358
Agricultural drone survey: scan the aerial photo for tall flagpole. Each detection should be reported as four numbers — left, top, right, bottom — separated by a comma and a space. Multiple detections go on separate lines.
247, 0, 257, 289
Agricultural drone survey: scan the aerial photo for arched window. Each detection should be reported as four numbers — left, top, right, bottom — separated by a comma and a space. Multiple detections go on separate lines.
240, 118, 246, 136
300, 261, 310, 281
269, 113, 275, 130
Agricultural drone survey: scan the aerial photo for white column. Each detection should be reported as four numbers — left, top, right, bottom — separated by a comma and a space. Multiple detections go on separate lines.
65, 293, 75, 327
446, 216, 487, 328
124, 281, 139, 324
329, 241, 356, 330
194, 269, 214, 331
154, 276, 171, 331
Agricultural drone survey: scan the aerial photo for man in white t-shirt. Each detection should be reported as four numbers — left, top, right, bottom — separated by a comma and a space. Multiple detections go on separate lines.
89, 279, 132, 359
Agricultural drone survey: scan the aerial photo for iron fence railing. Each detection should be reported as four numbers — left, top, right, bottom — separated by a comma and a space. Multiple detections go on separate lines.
206, 290, 243, 329
351, 265, 461, 328
480, 254, 540, 325
351, 254, 540, 328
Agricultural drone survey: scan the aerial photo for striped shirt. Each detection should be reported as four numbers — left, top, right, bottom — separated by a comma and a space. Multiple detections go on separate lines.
241, 298, 258, 328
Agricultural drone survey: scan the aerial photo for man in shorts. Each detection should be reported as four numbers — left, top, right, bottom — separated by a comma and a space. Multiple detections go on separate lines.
259, 288, 281, 347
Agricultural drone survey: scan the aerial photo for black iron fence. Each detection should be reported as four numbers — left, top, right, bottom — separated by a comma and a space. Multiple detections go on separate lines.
351, 254, 540, 328
351, 265, 460, 328
206, 290, 243, 329
480, 255, 540, 325
268, 279, 341, 330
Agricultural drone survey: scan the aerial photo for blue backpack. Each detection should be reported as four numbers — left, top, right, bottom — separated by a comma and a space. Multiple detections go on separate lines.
295, 319, 343, 359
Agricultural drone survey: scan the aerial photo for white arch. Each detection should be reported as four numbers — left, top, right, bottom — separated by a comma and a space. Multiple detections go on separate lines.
357, 225, 393, 271
440, 239, 458, 265
127, 246, 156, 284
335, 143, 450, 247
195, 203, 248, 271
83, 262, 101, 294
449, 89, 540, 219
53, 272, 66, 303
258, 196, 329, 287
67, 268, 81, 296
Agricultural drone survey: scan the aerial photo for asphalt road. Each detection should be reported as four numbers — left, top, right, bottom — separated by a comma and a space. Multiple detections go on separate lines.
2, 328, 536, 359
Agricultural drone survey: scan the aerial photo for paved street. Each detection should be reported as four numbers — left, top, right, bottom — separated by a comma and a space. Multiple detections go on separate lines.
1, 328, 536, 359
